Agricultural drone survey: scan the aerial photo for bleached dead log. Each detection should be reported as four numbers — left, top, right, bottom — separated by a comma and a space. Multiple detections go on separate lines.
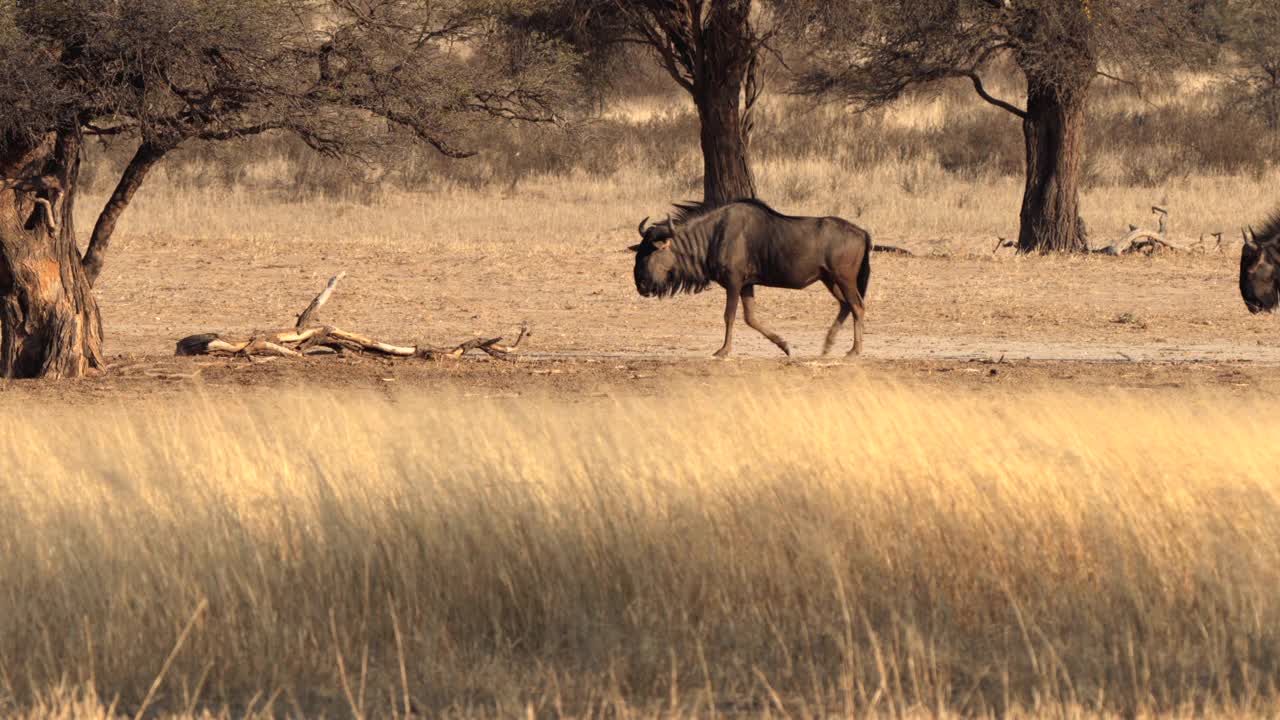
872, 244, 914, 256
1095, 205, 1199, 255
175, 275, 530, 362
296, 272, 344, 330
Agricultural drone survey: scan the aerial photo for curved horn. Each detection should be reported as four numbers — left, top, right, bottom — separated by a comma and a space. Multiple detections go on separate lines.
638, 216, 650, 236
1244, 227, 1258, 249
665, 213, 673, 229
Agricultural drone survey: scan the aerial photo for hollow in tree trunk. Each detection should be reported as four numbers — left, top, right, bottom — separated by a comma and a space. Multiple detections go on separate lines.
1016, 82, 1090, 253
0, 130, 103, 379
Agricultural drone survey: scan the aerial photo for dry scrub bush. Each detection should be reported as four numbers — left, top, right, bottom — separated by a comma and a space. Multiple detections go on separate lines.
81, 69, 1280, 208
2, 379, 1280, 717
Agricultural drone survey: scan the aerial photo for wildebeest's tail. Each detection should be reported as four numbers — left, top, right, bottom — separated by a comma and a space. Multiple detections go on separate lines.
856, 232, 871, 307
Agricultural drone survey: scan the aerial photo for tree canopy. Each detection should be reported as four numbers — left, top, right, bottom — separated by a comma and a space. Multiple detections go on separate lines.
1220, 0, 1280, 127
0, 0, 579, 378
0, 0, 576, 155
780, 0, 1213, 252
530, 0, 770, 204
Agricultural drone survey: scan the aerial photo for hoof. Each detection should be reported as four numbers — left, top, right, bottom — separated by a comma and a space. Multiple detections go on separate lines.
780, 343, 793, 357
713, 349, 731, 359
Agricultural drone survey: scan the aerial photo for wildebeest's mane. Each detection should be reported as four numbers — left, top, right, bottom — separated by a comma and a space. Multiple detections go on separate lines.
1253, 211, 1280, 246
666, 197, 797, 226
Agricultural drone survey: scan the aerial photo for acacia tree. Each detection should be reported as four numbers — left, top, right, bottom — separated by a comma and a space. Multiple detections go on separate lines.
620, 0, 766, 205
1220, 0, 1280, 128
0, 0, 575, 379
540, 0, 770, 205
782, 0, 1209, 253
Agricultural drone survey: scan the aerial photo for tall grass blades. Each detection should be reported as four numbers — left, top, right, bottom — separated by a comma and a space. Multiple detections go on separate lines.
2, 379, 1279, 717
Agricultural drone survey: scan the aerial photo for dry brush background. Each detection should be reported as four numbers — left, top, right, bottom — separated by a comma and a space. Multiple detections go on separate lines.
5, 71, 1280, 717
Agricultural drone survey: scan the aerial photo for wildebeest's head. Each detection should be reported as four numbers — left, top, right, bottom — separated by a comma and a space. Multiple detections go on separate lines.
1241, 227, 1280, 314
629, 216, 678, 297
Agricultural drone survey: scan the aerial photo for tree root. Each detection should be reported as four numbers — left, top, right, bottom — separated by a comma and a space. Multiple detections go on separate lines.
175, 274, 530, 361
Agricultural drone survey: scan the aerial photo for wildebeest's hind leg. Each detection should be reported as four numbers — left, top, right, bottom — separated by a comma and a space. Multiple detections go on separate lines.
741, 285, 792, 356
820, 276, 850, 356
833, 276, 865, 357
714, 285, 740, 358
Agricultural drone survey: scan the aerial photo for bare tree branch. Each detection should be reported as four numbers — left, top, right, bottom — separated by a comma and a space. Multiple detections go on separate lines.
964, 71, 1027, 118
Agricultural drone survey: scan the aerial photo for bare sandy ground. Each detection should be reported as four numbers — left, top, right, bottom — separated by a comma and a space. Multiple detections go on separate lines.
96, 232, 1274, 359
0, 213, 1273, 403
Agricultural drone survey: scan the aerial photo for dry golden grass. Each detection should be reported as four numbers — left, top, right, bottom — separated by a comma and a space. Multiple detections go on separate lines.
3, 378, 1280, 718
81, 138, 1275, 262
76, 72, 1277, 260
18, 71, 1278, 719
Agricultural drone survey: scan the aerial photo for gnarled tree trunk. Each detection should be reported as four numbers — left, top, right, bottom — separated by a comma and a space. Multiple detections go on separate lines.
0, 130, 103, 379
694, 70, 757, 206
1016, 79, 1092, 253
692, 0, 758, 207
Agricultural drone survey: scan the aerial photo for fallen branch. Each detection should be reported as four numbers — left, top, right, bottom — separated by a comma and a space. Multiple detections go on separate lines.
175, 274, 530, 362
296, 271, 344, 330
872, 244, 913, 256
1094, 205, 1204, 256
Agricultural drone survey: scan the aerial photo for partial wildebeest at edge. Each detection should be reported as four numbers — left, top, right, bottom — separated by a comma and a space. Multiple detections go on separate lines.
1241, 217, 1280, 314
629, 199, 871, 358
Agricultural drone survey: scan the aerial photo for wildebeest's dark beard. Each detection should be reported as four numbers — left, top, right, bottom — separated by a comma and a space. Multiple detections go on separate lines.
635, 252, 712, 298
646, 271, 711, 298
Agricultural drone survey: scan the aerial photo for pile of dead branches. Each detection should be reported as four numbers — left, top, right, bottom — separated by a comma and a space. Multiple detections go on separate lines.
176, 273, 530, 361
991, 207, 1227, 256
1093, 206, 1224, 256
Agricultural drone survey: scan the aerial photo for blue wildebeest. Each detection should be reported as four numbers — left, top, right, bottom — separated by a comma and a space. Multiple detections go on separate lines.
628, 199, 871, 358
1241, 218, 1280, 314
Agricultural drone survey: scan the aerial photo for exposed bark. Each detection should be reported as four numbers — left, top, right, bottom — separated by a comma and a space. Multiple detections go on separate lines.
1016, 80, 1091, 254
0, 129, 103, 379
82, 141, 168, 286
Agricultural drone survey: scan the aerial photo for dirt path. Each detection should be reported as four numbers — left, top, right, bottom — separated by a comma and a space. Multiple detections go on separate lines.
1, 353, 1274, 406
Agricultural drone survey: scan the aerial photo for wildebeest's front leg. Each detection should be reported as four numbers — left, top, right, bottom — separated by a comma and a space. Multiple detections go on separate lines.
741, 286, 791, 356
714, 285, 740, 358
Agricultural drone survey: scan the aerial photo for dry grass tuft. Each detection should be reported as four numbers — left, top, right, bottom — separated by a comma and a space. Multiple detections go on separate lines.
3, 378, 1280, 717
